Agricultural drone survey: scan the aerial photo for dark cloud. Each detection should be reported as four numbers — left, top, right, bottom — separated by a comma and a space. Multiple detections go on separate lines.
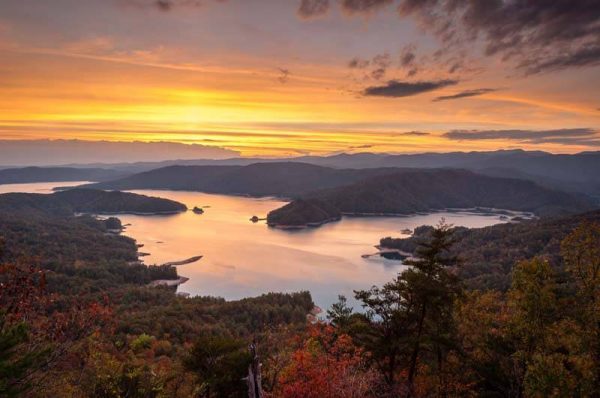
122, 0, 223, 11
433, 88, 497, 102
400, 131, 429, 136
363, 79, 458, 97
399, 45, 416, 68
370, 53, 391, 80
341, 0, 394, 14
348, 57, 370, 69
297, 0, 330, 19
444, 128, 600, 145
277, 67, 291, 84
397, 0, 600, 74
347, 53, 391, 80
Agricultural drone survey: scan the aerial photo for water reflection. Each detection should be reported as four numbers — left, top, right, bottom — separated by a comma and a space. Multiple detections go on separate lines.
119, 190, 508, 309
0, 183, 510, 309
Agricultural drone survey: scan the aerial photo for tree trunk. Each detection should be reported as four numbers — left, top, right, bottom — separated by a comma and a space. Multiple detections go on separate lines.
407, 304, 427, 398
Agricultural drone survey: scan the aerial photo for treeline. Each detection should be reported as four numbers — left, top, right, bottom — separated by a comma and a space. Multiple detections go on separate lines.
381, 209, 600, 290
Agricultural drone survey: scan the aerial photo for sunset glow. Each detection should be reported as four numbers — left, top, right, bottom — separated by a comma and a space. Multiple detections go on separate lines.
1, 0, 599, 156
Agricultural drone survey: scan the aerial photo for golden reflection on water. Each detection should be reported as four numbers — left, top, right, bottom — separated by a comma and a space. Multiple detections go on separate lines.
0, 183, 509, 308
118, 189, 507, 308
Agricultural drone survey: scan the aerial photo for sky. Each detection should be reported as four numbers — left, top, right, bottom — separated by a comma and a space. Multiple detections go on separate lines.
0, 0, 599, 158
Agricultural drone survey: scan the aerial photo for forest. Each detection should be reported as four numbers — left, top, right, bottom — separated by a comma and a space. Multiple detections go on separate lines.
1, 200, 599, 396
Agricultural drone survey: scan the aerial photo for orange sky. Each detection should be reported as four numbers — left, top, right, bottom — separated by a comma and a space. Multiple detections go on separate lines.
1, 0, 599, 156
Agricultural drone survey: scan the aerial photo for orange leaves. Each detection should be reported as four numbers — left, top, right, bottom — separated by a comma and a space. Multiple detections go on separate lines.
274, 323, 383, 398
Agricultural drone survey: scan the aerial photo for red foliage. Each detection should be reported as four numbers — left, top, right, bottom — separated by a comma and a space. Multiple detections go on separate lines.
0, 261, 112, 344
274, 323, 383, 398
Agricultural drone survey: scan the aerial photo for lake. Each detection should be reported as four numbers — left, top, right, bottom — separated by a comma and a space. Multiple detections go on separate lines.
0, 182, 512, 309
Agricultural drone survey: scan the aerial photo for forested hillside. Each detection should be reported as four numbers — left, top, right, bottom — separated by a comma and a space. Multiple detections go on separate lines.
268, 169, 595, 227
0, 188, 187, 216
381, 209, 600, 291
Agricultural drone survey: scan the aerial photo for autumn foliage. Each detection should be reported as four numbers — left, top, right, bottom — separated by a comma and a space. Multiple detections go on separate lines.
273, 323, 383, 398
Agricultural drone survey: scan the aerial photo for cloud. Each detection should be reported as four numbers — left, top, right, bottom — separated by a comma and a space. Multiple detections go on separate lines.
444, 128, 600, 146
122, 0, 221, 12
397, 0, 600, 74
348, 144, 373, 149
347, 52, 391, 80
297, 0, 330, 19
363, 79, 458, 97
0, 139, 240, 166
348, 57, 370, 69
433, 88, 497, 102
400, 131, 429, 136
341, 0, 394, 14
370, 53, 391, 80
277, 67, 291, 84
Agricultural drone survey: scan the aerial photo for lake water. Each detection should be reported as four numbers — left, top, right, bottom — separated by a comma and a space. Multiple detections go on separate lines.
0, 182, 511, 309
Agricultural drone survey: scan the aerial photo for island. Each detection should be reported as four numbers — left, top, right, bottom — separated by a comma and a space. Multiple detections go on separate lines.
266, 198, 341, 229
192, 206, 204, 214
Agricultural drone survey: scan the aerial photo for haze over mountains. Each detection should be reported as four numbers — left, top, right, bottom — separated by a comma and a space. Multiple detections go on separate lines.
0, 140, 239, 166
75, 162, 596, 227
6, 149, 598, 196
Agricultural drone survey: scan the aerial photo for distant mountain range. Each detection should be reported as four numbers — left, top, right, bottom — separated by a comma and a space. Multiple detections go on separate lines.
0, 167, 126, 185
16, 150, 600, 196
84, 163, 402, 198
71, 162, 596, 227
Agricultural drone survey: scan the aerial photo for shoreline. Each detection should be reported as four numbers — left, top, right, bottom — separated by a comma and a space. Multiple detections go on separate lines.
148, 276, 189, 287
160, 255, 202, 267
268, 207, 534, 229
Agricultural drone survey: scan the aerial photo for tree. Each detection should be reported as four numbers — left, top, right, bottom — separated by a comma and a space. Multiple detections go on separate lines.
327, 295, 353, 329
0, 260, 111, 395
561, 222, 600, 395
184, 334, 251, 398
355, 221, 461, 396
0, 316, 50, 397
274, 323, 383, 398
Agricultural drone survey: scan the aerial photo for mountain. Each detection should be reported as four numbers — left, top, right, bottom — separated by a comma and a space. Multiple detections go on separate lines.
379, 209, 600, 291
61, 150, 600, 196
266, 169, 596, 227
84, 162, 400, 197
0, 166, 127, 185
0, 188, 187, 216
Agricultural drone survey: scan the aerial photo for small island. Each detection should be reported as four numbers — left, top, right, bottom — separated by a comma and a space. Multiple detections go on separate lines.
192, 206, 204, 214
266, 199, 341, 229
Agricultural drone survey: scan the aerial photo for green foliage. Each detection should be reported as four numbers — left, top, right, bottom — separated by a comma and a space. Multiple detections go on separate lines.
0, 315, 50, 397
131, 334, 155, 352
184, 335, 252, 398
353, 222, 461, 393
381, 209, 600, 290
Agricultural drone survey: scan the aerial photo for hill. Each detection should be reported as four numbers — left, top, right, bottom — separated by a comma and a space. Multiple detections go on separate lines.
63, 150, 600, 196
0, 188, 187, 216
267, 169, 596, 227
84, 162, 399, 197
0, 166, 126, 184
380, 209, 600, 291
266, 199, 341, 228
